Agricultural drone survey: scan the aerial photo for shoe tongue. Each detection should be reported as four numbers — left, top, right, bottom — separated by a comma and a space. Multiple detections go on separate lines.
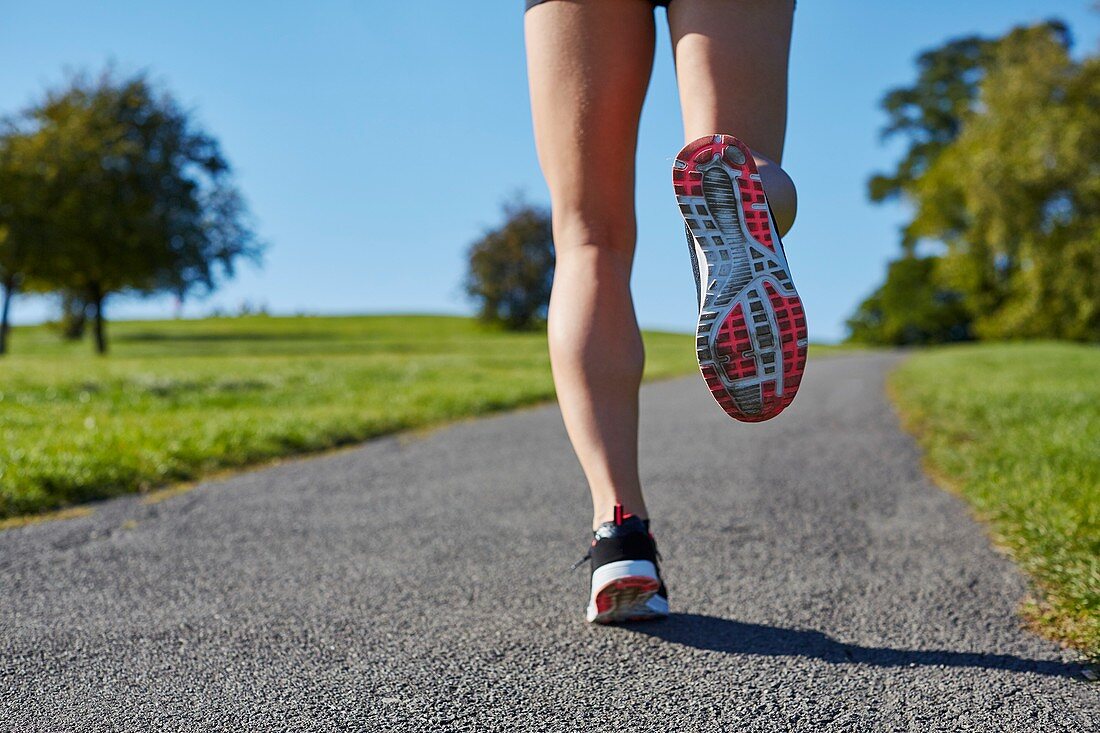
594, 514, 648, 539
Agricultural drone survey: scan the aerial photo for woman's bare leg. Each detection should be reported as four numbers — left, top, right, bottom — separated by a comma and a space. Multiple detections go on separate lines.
525, 0, 656, 529
669, 0, 798, 234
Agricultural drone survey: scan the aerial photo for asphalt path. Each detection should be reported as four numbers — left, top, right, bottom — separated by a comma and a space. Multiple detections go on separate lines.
1, 353, 1095, 731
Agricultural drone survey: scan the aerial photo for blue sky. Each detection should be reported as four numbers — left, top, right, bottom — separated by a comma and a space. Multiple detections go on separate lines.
2, 1, 1096, 340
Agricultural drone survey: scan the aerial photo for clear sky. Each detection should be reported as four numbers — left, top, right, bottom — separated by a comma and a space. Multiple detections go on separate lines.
2, 1, 1096, 340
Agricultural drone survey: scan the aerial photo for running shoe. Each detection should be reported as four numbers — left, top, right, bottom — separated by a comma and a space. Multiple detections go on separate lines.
672, 134, 808, 422
573, 505, 668, 624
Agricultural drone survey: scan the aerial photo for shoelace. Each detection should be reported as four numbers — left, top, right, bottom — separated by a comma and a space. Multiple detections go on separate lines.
569, 550, 591, 572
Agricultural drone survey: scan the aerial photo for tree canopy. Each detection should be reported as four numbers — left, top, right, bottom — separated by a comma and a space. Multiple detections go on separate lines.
846, 256, 971, 346
852, 20, 1098, 343
465, 198, 554, 331
0, 69, 262, 353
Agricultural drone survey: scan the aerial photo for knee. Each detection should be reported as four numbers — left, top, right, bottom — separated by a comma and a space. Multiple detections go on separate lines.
550, 203, 637, 264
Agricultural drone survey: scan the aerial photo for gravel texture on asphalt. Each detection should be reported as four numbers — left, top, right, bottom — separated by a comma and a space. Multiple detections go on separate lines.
1, 353, 1095, 731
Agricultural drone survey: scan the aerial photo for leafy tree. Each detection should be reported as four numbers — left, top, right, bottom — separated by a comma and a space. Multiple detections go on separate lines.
2, 69, 262, 353
0, 130, 51, 354
465, 198, 554, 330
855, 20, 1098, 343
911, 25, 1099, 340
868, 35, 994, 206
868, 20, 1070, 251
847, 256, 971, 345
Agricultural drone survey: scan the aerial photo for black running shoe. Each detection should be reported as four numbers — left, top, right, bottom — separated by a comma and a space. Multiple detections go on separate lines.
573, 505, 669, 624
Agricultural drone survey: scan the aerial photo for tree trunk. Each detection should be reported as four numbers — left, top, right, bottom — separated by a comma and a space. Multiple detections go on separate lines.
91, 287, 108, 355
61, 292, 88, 340
0, 277, 14, 356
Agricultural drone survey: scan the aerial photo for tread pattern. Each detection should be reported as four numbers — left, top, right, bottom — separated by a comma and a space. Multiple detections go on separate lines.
673, 134, 808, 422
591, 577, 661, 624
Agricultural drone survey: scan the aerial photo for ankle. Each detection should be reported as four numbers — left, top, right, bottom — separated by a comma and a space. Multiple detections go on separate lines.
592, 501, 648, 531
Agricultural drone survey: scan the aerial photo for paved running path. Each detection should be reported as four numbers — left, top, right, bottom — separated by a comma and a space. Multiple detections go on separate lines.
1, 354, 1094, 731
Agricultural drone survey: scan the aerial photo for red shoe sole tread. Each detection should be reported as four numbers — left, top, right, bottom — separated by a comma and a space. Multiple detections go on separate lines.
674, 134, 807, 422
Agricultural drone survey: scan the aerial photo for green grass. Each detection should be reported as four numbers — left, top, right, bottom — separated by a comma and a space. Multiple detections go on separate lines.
0, 314, 857, 522
890, 343, 1099, 658
0, 314, 701, 520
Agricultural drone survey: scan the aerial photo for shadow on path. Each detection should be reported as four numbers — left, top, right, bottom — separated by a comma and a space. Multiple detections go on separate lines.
626, 614, 1086, 679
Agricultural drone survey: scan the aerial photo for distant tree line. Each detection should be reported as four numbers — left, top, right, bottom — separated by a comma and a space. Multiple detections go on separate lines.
0, 69, 262, 354
848, 20, 1099, 345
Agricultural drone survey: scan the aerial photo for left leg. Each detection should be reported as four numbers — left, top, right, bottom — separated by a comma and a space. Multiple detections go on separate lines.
524, 0, 657, 530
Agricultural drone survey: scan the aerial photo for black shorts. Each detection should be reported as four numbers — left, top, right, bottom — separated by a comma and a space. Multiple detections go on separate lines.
526, 0, 670, 9
525, 0, 794, 11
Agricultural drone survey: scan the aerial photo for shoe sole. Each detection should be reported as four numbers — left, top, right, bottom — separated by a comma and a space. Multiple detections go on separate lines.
586, 560, 668, 624
673, 134, 808, 422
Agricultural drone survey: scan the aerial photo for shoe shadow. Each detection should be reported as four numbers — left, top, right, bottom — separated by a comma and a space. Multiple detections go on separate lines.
625, 613, 1085, 679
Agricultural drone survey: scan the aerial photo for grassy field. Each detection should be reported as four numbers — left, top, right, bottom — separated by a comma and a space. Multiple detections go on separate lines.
890, 342, 1099, 658
1, 315, 857, 522
1, 314, 704, 520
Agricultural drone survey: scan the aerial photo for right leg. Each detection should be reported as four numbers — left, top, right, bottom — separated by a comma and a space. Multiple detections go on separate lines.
524, 0, 656, 529
669, 0, 798, 234
667, 0, 807, 422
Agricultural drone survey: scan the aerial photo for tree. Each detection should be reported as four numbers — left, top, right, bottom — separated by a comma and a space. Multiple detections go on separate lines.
0, 130, 50, 354
854, 20, 1098, 343
57, 293, 89, 340
465, 198, 554, 330
910, 25, 1099, 340
867, 20, 1070, 251
2, 69, 262, 353
0, 224, 18, 355
847, 256, 971, 345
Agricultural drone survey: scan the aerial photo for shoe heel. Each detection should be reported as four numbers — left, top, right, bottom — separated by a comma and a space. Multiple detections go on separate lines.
586, 559, 666, 624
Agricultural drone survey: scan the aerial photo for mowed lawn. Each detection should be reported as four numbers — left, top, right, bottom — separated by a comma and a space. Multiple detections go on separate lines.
890, 343, 1099, 658
0, 315, 699, 520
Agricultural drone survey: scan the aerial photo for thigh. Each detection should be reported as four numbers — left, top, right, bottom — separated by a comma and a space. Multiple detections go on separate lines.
525, 0, 656, 253
668, 0, 795, 161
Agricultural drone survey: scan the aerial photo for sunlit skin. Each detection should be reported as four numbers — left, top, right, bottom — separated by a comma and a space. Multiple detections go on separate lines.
525, 0, 797, 528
